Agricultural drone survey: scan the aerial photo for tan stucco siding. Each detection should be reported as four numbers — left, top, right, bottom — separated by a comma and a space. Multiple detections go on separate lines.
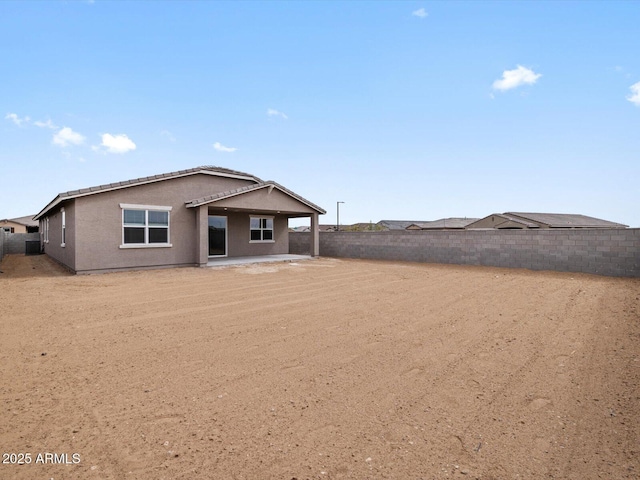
71, 174, 256, 273
209, 187, 317, 214
466, 216, 528, 229
0, 221, 29, 234
222, 212, 289, 257
43, 202, 76, 271
466, 216, 501, 229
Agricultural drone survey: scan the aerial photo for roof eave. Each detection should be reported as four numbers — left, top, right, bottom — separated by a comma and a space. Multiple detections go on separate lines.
33, 196, 64, 221
186, 182, 326, 214
33, 167, 261, 220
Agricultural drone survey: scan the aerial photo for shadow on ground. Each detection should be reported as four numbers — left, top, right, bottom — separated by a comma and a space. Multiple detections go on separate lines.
0, 254, 71, 278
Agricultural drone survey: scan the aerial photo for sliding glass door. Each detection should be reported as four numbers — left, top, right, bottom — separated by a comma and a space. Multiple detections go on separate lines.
208, 215, 227, 257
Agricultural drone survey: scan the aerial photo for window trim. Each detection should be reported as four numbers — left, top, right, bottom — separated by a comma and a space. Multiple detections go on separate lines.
249, 215, 275, 243
61, 208, 66, 247
119, 204, 173, 249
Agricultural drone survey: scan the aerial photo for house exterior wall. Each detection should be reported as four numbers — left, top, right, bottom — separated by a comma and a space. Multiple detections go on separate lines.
69, 174, 257, 273
43, 202, 76, 271
36, 172, 323, 274
289, 229, 640, 278
222, 211, 289, 257
0, 220, 29, 234
210, 187, 317, 214
466, 216, 535, 229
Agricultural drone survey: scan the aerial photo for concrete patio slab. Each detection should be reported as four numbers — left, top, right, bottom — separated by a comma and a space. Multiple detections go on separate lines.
206, 254, 313, 268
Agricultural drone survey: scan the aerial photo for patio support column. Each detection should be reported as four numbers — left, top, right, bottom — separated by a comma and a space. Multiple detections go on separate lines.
196, 205, 208, 267
310, 212, 320, 257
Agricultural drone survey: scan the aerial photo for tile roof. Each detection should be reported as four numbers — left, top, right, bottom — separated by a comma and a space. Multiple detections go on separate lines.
1, 215, 39, 226
377, 220, 429, 230
494, 214, 541, 228
506, 212, 628, 228
34, 166, 262, 220
59, 166, 261, 200
186, 181, 326, 214
408, 218, 479, 229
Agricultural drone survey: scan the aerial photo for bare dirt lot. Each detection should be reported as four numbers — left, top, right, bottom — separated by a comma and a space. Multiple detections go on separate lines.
1, 254, 638, 480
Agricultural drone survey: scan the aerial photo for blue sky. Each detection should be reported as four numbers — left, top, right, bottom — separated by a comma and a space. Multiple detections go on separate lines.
2, 1, 639, 227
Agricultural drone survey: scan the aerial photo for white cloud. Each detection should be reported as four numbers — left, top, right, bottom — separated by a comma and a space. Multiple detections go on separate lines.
34, 119, 57, 129
613, 66, 632, 79
492, 65, 542, 91
53, 127, 85, 147
213, 142, 237, 153
267, 108, 288, 120
412, 8, 428, 18
97, 133, 137, 154
627, 81, 640, 106
5, 113, 30, 126
160, 129, 176, 142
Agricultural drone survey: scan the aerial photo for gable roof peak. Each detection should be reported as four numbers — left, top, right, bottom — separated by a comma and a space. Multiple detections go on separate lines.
34, 165, 262, 220
185, 180, 326, 214
505, 212, 628, 228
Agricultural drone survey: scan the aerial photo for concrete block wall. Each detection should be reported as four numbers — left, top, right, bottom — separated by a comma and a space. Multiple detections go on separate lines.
289, 229, 640, 278
0, 231, 4, 262
3, 232, 41, 255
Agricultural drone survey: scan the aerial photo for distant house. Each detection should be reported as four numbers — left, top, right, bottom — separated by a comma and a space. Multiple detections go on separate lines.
289, 224, 341, 233
0, 215, 39, 234
466, 212, 628, 230
377, 220, 428, 231
406, 218, 479, 230
341, 222, 385, 232
33, 166, 325, 274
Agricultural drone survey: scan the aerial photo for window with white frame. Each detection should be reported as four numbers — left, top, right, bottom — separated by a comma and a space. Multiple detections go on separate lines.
120, 204, 172, 247
250, 216, 274, 242
44, 217, 49, 243
61, 208, 66, 247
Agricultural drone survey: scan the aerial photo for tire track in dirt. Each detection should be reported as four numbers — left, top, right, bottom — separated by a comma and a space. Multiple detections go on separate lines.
1, 256, 638, 480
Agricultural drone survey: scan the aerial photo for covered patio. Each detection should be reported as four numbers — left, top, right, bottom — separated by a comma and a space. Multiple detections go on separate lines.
186, 181, 324, 267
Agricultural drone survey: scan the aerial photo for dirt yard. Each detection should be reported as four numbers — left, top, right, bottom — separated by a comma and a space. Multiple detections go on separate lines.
0, 254, 638, 480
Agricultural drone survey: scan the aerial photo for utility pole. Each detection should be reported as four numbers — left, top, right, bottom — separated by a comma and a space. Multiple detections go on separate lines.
336, 201, 345, 231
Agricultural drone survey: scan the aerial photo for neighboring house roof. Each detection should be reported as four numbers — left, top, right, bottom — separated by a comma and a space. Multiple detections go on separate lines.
377, 220, 428, 230
505, 212, 628, 228
34, 166, 263, 220
341, 222, 384, 231
407, 218, 480, 230
1, 215, 38, 227
465, 213, 541, 229
185, 181, 326, 214
466, 212, 628, 229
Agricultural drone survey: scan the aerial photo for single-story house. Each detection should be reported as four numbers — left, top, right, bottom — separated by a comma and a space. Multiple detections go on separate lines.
33, 166, 325, 274
376, 220, 428, 231
465, 212, 629, 229
289, 225, 339, 232
1, 215, 39, 233
406, 218, 479, 230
